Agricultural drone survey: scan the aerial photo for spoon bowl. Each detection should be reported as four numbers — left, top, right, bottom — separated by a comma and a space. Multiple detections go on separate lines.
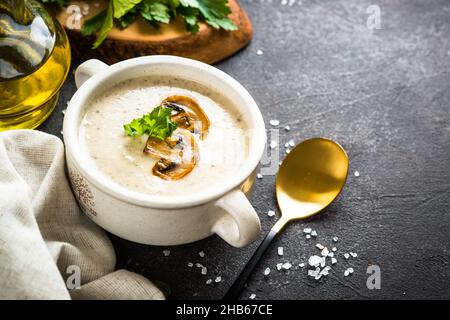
275, 138, 349, 224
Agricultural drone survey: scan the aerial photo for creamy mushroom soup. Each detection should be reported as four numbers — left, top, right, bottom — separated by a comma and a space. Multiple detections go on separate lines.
79, 76, 249, 196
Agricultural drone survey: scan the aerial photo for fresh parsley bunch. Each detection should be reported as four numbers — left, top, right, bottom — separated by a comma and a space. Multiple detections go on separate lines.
40, 0, 237, 48
123, 106, 178, 139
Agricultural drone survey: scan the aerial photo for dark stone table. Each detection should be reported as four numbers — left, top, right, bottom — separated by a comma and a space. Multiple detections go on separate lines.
40, 0, 450, 299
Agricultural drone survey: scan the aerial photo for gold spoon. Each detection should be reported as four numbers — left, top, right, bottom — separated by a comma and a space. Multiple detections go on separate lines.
223, 137, 349, 300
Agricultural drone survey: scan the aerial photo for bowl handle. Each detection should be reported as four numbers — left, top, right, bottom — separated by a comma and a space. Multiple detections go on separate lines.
75, 59, 109, 89
212, 189, 261, 248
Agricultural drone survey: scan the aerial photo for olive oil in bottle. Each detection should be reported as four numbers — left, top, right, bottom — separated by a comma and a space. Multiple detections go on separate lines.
0, 0, 71, 130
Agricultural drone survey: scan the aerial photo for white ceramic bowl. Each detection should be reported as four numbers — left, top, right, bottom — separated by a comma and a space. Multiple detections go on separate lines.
63, 56, 266, 247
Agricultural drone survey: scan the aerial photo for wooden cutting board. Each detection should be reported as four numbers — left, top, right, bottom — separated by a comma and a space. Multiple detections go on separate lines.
49, 0, 252, 65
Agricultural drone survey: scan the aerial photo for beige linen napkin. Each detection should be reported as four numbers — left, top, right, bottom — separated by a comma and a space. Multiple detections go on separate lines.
0, 130, 164, 300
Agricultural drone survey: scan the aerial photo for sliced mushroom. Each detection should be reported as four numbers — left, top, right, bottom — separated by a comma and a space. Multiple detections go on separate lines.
143, 96, 209, 180
144, 135, 182, 162
161, 95, 210, 139
144, 129, 198, 180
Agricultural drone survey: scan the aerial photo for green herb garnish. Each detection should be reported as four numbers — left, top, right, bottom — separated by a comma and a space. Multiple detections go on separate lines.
123, 106, 178, 139
41, 0, 237, 49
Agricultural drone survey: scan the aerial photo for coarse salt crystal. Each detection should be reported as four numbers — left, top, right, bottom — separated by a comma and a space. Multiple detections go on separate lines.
268, 210, 275, 217
311, 230, 318, 237
327, 252, 334, 258
285, 125, 291, 131
344, 253, 350, 259
249, 293, 256, 300
201, 267, 207, 275
316, 243, 325, 250
256, 50, 263, 56
306, 234, 311, 239
344, 269, 350, 277
163, 250, 170, 256
332, 247, 337, 252
331, 258, 337, 264
303, 228, 312, 234
308, 255, 322, 267
264, 267, 271, 276
320, 268, 329, 276
215, 276, 222, 283
269, 119, 280, 126
321, 248, 329, 257
270, 140, 278, 149
206, 279, 212, 285
320, 257, 326, 268
332, 237, 339, 242
354, 171, 360, 177
299, 263, 305, 268
257, 173, 263, 179
198, 251, 205, 258
350, 252, 358, 258
276, 263, 283, 270
288, 139, 295, 147
195, 263, 203, 268
348, 268, 354, 274
308, 269, 319, 278
284, 142, 290, 148
285, 148, 291, 154
278, 247, 284, 256
187, 262, 193, 267
282, 263, 292, 270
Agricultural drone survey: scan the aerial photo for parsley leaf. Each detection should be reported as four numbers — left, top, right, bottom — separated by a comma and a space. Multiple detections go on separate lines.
197, 0, 237, 31
81, 0, 115, 49
92, 1, 114, 49
139, 0, 171, 25
81, 9, 108, 36
166, 0, 182, 12
180, 0, 199, 7
113, 0, 144, 18
178, 5, 200, 32
123, 106, 178, 139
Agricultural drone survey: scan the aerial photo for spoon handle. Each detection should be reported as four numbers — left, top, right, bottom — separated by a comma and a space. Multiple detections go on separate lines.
223, 229, 278, 300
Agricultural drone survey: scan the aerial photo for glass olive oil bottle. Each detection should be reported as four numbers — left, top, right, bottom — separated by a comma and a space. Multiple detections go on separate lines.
0, 0, 70, 130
